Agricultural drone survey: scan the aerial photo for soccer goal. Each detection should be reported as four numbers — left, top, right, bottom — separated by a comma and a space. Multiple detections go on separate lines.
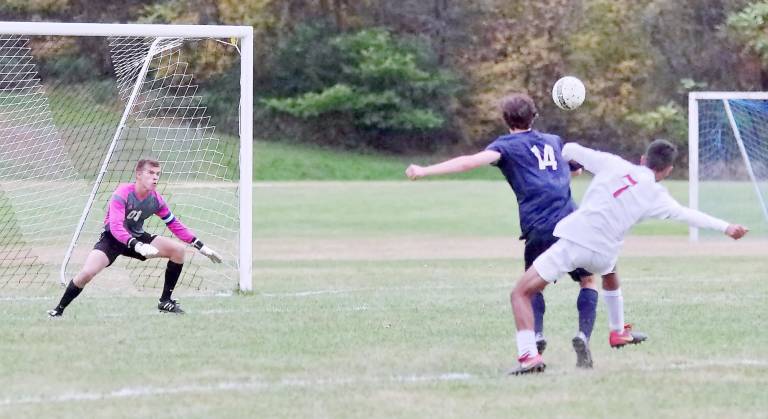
0, 22, 252, 292
688, 92, 768, 241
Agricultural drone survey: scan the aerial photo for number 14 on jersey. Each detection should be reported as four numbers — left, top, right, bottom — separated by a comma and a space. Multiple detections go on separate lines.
530, 144, 558, 171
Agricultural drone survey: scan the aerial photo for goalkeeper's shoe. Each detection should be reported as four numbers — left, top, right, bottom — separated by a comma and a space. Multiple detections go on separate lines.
158, 299, 185, 314
47, 307, 63, 317
508, 352, 546, 376
535, 333, 547, 355
572, 332, 593, 369
609, 324, 647, 348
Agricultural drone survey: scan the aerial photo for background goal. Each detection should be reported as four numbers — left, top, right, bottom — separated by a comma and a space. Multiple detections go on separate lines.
0, 22, 252, 293
688, 91, 768, 241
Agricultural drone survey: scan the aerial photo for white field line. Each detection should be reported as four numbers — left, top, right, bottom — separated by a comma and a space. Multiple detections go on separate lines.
2, 306, 372, 320
0, 373, 475, 407
0, 284, 511, 302
0, 294, 234, 302
638, 359, 768, 372
260, 284, 511, 298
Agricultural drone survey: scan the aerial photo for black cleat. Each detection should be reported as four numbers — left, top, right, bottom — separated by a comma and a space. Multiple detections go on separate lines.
536, 333, 547, 355
572, 332, 593, 369
47, 307, 63, 317
158, 299, 185, 314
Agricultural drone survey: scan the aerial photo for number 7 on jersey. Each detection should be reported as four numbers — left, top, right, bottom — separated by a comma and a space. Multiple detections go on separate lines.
612, 174, 637, 198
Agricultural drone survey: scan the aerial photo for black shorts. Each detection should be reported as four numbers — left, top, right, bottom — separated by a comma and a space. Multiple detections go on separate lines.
522, 229, 591, 282
94, 231, 156, 267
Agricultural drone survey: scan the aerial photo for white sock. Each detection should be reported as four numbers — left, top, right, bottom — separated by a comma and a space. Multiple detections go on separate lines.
603, 288, 624, 332
516, 330, 537, 358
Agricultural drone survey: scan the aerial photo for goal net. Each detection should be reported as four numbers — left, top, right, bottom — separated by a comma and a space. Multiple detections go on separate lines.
689, 92, 768, 240
0, 22, 252, 293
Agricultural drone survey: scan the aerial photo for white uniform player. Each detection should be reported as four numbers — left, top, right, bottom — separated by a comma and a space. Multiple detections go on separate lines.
534, 143, 730, 281
509, 140, 749, 375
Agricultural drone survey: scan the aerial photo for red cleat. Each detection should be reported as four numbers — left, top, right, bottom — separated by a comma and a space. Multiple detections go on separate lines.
509, 352, 546, 375
609, 323, 648, 348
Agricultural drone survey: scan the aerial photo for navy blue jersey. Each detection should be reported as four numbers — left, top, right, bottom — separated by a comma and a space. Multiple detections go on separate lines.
485, 130, 577, 237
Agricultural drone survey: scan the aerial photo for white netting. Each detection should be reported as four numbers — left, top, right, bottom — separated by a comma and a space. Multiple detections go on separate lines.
0, 34, 242, 292
0, 35, 86, 288
695, 98, 768, 237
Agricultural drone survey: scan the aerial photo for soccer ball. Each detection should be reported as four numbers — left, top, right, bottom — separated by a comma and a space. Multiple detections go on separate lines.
552, 76, 586, 110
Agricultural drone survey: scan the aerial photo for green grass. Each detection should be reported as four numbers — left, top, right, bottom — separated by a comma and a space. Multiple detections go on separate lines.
253, 140, 499, 181
1, 181, 767, 417
253, 180, 766, 238
2, 255, 766, 418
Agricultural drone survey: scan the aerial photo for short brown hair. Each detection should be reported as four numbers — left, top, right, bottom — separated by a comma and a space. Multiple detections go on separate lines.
136, 158, 161, 172
500, 94, 538, 130
644, 139, 677, 171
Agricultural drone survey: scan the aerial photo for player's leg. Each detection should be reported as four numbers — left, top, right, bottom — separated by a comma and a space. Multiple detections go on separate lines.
509, 239, 576, 375
47, 249, 110, 317
570, 270, 597, 368
602, 272, 648, 348
148, 235, 186, 314
522, 230, 555, 355
509, 266, 549, 375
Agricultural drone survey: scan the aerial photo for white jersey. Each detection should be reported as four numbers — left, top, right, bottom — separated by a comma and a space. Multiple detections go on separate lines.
554, 143, 729, 257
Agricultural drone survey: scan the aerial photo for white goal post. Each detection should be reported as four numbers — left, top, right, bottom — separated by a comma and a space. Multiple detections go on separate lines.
688, 91, 768, 241
0, 22, 252, 292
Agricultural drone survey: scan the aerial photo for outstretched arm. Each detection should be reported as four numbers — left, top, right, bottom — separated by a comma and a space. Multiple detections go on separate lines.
406, 150, 501, 180
563, 143, 624, 174
652, 194, 749, 240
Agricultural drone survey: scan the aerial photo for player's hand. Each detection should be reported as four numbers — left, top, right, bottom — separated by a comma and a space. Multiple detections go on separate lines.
725, 224, 749, 240
135, 242, 159, 258
405, 164, 426, 180
193, 239, 222, 263
199, 245, 222, 263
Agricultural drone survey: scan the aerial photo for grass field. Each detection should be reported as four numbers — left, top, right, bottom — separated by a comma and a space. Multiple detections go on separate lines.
1, 180, 767, 418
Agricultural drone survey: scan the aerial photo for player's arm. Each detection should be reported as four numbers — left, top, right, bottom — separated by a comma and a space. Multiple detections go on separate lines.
405, 150, 501, 180
156, 202, 222, 263
651, 193, 749, 239
562, 143, 622, 175
108, 192, 158, 257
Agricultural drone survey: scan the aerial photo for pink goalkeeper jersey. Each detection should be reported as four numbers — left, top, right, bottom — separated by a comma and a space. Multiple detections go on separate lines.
104, 183, 196, 245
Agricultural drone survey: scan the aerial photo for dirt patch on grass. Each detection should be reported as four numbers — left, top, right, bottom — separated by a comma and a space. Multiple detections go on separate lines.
253, 236, 766, 261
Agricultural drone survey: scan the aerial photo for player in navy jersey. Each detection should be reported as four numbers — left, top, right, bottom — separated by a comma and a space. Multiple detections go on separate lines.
406, 93, 644, 369
47, 159, 223, 317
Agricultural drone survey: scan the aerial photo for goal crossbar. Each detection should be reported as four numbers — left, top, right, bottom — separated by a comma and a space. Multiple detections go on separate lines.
0, 21, 252, 38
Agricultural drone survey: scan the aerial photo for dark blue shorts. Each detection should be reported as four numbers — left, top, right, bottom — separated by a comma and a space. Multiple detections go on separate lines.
522, 229, 591, 282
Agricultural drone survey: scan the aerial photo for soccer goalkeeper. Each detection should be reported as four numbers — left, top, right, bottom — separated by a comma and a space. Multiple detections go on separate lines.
47, 159, 223, 317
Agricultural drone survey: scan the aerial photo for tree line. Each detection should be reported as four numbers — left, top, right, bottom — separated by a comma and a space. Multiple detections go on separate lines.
4, 0, 768, 164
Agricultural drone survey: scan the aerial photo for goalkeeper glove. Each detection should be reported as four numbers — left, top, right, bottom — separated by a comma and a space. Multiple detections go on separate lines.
128, 238, 159, 258
192, 239, 222, 264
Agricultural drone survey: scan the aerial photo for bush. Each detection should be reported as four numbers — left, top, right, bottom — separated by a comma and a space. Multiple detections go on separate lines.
261, 25, 462, 151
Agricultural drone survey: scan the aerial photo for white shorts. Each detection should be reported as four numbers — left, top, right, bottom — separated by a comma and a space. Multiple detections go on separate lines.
532, 239, 617, 283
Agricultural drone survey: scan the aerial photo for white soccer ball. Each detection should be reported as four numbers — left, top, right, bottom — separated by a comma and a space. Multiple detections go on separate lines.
552, 76, 586, 110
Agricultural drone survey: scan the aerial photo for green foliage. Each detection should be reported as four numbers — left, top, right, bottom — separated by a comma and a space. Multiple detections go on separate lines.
262, 26, 460, 139
40, 55, 98, 83
0, 0, 68, 14
727, 1, 768, 64
626, 101, 687, 146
